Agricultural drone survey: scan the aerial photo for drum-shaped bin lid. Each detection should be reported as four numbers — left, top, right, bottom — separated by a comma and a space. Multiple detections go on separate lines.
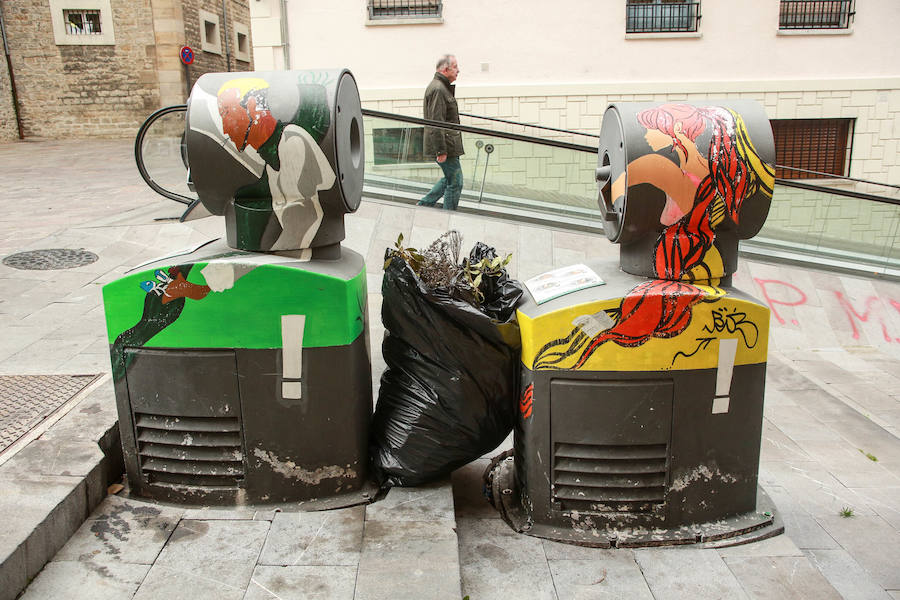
333, 71, 365, 213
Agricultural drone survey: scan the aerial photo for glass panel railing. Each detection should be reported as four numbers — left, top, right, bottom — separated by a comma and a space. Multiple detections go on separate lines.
134, 105, 197, 207
362, 112, 602, 231
459, 112, 601, 148
749, 180, 900, 277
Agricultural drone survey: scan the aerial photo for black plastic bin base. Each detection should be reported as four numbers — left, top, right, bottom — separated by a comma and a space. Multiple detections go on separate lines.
485, 455, 783, 548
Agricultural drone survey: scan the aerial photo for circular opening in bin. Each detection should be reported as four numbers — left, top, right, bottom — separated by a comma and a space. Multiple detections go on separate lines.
349, 116, 361, 169
598, 152, 612, 211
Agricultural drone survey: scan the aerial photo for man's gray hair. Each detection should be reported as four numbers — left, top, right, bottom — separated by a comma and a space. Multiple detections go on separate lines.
436, 54, 456, 71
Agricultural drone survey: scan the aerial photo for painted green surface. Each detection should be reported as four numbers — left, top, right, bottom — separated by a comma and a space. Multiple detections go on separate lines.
102, 261, 366, 349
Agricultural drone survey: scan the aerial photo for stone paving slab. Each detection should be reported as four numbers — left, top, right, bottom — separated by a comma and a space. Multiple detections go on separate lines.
38, 379, 119, 445
180, 507, 277, 521
131, 520, 271, 600
356, 519, 461, 600
364, 479, 455, 523
762, 486, 842, 551
715, 533, 806, 558
848, 485, 900, 529
795, 439, 900, 488
245, 565, 358, 600
816, 514, 900, 590
760, 418, 813, 462
760, 460, 878, 518
632, 548, 750, 599
804, 548, 896, 600
0, 438, 105, 479
457, 517, 557, 600
722, 555, 843, 599
54, 495, 182, 564
19, 560, 150, 600
548, 553, 655, 600
258, 506, 364, 566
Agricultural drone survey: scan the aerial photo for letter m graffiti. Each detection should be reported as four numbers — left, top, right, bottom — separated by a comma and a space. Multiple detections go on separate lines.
833, 292, 895, 343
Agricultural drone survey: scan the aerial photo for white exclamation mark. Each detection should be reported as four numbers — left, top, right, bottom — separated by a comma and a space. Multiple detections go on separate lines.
281, 315, 305, 399
713, 338, 738, 414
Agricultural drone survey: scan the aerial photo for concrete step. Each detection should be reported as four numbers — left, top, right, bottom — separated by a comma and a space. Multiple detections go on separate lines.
0, 376, 121, 600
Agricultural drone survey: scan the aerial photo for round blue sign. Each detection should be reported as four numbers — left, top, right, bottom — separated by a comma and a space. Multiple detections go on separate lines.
180, 46, 194, 65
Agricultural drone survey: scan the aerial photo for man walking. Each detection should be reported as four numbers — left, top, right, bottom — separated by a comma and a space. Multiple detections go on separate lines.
418, 54, 464, 210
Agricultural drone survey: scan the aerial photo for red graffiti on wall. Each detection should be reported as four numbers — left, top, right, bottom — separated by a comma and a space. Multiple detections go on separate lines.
752, 278, 900, 343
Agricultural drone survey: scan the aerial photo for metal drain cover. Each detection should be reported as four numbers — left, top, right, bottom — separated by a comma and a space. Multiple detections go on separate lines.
2, 248, 99, 270
0, 374, 100, 453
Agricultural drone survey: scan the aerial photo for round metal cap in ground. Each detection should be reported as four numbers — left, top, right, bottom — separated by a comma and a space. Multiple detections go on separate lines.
2, 249, 99, 270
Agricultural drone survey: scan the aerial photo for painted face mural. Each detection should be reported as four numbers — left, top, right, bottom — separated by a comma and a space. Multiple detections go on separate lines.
216, 79, 278, 152
211, 77, 337, 251
533, 104, 774, 370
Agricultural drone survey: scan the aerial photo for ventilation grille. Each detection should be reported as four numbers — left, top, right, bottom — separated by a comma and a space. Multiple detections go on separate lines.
553, 442, 668, 513
135, 412, 244, 488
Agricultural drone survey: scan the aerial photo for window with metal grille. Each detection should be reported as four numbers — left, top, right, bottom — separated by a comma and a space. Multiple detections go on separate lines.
63, 8, 101, 35
779, 0, 855, 30
626, 0, 701, 33
368, 0, 442, 20
771, 118, 854, 179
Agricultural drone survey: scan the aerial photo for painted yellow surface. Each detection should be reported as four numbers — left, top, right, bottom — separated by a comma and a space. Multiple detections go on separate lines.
519, 293, 769, 371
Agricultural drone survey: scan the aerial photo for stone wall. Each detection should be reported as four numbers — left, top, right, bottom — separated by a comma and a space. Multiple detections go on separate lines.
181, 0, 252, 86
0, 0, 159, 139
0, 32, 18, 140
0, 0, 252, 141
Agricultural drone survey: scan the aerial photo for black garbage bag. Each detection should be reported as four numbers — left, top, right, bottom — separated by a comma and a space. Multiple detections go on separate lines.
370, 243, 524, 488
465, 242, 523, 323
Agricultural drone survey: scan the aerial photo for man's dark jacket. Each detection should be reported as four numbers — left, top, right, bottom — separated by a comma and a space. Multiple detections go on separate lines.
423, 72, 464, 158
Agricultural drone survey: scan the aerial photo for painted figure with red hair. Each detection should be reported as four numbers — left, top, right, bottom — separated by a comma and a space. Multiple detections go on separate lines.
533, 103, 774, 370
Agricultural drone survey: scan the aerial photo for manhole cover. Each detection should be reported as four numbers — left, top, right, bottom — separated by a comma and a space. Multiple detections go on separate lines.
2, 248, 99, 270
0, 374, 100, 453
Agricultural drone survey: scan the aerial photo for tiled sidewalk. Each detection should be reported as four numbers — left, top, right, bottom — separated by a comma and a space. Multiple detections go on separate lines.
1, 139, 899, 599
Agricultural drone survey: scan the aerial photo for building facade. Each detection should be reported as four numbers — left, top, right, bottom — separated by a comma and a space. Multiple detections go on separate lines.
252, 0, 899, 188
0, 0, 253, 140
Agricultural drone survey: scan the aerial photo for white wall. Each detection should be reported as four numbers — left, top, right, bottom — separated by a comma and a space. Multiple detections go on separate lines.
280, 0, 900, 91
250, 0, 287, 71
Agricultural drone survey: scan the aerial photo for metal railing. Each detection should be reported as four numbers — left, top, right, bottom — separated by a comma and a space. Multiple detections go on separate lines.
367, 0, 441, 20
779, 0, 854, 30
626, 1, 701, 34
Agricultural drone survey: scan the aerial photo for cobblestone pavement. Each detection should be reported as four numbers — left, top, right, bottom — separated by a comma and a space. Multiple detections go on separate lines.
1, 138, 899, 599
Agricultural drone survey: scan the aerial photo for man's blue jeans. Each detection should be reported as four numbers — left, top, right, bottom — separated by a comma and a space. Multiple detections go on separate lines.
418, 156, 463, 210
